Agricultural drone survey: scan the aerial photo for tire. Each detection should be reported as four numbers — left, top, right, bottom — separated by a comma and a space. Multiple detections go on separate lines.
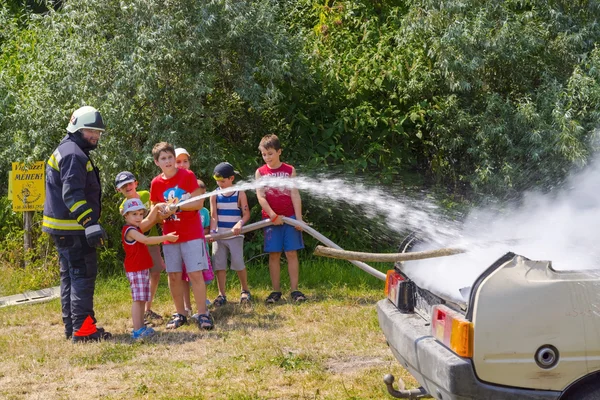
562, 380, 600, 400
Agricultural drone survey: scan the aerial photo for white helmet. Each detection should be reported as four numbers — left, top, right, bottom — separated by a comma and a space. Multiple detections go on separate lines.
66, 106, 105, 133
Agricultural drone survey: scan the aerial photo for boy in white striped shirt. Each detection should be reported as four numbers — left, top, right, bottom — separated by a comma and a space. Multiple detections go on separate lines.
209, 162, 251, 306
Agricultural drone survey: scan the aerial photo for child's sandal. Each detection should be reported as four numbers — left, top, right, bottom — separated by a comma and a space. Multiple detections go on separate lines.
290, 290, 307, 302
213, 294, 227, 307
196, 313, 214, 330
265, 291, 282, 304
240, 290, 252, 304
166, 313, 187, 329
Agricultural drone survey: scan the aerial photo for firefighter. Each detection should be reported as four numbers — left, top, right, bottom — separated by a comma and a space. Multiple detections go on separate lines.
42, 106, 112, 342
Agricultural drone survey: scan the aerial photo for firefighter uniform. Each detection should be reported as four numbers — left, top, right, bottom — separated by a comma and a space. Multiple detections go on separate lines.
43, 106, 109, 342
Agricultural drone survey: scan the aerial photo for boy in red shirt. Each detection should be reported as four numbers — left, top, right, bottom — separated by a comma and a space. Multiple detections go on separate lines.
150, 142, 214, 330
121, 198, 178, 339
255, 134, 306, 304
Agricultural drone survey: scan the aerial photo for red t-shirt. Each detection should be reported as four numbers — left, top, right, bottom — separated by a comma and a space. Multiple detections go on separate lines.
122, 225, 153, 272
257, 163, 295, 219
150, 168, 204, 243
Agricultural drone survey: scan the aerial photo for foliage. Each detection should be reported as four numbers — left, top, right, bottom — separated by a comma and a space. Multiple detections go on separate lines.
4, 0, 600, 278
0, 0, 300, 190
280, 0, 600, 195
0, 223, 59, 295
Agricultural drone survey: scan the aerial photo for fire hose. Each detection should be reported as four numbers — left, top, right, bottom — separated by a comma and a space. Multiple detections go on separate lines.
207, 217, 387, 281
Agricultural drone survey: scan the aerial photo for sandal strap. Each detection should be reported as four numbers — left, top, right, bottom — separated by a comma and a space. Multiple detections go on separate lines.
291, 290, 306, 301
197, 313, 214, 330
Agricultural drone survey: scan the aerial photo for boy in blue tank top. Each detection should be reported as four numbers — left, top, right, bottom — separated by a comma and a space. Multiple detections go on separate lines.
209, 162, 251, 306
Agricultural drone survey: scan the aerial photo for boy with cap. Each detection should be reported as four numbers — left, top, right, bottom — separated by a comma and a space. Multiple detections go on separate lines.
121, 198, 179, 339
115, 171, 166, 323
209, 162, 251, 305
255, 134, 307, 304
150, 142, 214, 330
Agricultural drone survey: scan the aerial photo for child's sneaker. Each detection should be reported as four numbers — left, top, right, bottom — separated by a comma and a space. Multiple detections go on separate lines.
166, 313, 188, 329
194, 313, 214, 330
132, 326, 156, 339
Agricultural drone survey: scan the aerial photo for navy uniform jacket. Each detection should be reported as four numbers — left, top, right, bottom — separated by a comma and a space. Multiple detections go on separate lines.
42, 134, 102, 235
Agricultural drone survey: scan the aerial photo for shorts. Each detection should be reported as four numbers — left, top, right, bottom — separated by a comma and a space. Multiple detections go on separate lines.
126, 269, 151, 302
212, 236, 246, 271
163, 239, 209, 274
263, 216, 304, 253
148, 245, 165, 273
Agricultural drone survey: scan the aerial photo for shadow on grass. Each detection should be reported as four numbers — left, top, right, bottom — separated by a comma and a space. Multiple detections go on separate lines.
108, 330, 228, 345
210, 303, 286, 332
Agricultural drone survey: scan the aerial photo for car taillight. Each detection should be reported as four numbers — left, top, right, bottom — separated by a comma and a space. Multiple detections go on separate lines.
385, 270, 415, 313
431, 304, 473, 358
385, 270, 402, 296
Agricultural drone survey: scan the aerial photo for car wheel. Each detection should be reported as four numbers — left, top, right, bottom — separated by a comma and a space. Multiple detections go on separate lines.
562, 380, 600, 400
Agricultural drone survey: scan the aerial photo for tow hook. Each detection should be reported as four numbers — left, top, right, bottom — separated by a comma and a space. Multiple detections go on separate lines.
384, 374, 430, 398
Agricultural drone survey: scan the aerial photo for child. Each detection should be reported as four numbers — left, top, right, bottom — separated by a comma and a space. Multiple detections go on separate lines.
115, 171, 166, 323
209, 162, 251, 306
150, 142, 214, 330
255, 134, 307, 303
121, 198, 179, 339
174, 147, 214, 312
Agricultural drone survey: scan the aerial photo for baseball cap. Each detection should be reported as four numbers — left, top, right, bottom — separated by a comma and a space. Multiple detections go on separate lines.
213, 162, 236, 178
115, 171, 136, 189
121, 198, 147, 215
175, 148, 190, 159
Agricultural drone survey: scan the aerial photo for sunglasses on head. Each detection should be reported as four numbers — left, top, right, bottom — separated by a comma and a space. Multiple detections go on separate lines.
213, 174, 224, 181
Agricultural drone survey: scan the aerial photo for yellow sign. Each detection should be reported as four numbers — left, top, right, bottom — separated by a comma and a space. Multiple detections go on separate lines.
11, 161, 45, 212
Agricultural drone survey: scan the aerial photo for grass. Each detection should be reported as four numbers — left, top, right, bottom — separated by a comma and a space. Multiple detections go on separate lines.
0, 257, 418, 399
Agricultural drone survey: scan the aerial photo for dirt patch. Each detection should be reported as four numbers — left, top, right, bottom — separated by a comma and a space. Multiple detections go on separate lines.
325, 355, 388, 374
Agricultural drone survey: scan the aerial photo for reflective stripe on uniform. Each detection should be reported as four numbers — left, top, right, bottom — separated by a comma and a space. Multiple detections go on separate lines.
76, 208, 92, 223
86, 161, 93, 172
70, 200, 87, 213
48, 149, 62, 171
42, 216, 84, 231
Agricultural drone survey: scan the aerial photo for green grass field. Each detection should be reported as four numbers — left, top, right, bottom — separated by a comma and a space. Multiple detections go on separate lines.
0, 256, 418, 399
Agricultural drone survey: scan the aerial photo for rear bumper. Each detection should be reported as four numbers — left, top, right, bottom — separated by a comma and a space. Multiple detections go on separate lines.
376, 299, 560, 400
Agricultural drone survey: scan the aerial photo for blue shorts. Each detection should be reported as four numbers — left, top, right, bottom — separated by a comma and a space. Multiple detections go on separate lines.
263, 216, 304, 253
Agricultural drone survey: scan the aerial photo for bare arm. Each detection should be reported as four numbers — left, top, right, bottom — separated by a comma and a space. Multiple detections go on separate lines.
239, 191, 251, 225
139, 203, 161, 233
290, 167, 303, 230
178, 187, 205, 211
209, 194, 218, 232
255, 169, 278, 221
126, 228, 179, 245
232, 191, 250, 235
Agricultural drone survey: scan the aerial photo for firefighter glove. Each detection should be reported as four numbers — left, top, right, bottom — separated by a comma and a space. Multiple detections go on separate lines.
85, 224, 107, 248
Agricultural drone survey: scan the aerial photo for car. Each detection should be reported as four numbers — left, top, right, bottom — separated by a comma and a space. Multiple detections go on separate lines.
378, 244, 600, 399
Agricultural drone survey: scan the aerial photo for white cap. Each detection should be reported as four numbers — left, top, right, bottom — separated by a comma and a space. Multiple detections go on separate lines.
121, 198, 147, 215
175, 148, 190, 158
